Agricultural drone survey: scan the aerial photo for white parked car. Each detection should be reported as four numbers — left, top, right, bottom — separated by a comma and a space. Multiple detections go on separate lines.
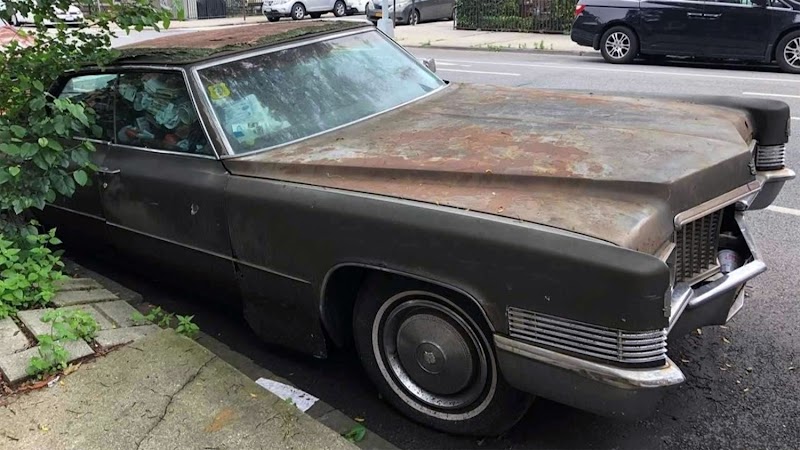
263, 0, 360, 21
0, 1, 84, 26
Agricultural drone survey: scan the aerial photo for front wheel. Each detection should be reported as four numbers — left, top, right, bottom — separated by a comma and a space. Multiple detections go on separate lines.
353, 275, 533, 436
408, 8, 419, 26
777, 31, 800, 74
290, 2, 306, 20
333, 0, 346, 17
600, 26, 639, 64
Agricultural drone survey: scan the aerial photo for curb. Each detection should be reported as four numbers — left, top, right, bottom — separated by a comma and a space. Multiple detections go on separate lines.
404, 43, 595, 57
66, 258, 398, 450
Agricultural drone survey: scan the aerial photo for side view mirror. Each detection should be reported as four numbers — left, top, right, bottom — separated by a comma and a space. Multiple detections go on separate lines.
423, 58, 436, 73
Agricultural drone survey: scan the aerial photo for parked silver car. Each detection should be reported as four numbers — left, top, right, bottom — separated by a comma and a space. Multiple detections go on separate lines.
263, 0, 360, 20
366, 0, 454, 25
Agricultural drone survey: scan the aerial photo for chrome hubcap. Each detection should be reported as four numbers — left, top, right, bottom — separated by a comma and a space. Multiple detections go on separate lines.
294, 5, 303, 17
410, 12, 418, 24
785, 37, 800, 68
605, 32, 630, 59
336, 2, 344, 14
373, 294, 492, 415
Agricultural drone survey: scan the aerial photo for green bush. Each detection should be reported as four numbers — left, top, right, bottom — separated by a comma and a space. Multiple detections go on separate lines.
0, 226, 64, 318
456, 0, 577, 32
0, 0, 170, 315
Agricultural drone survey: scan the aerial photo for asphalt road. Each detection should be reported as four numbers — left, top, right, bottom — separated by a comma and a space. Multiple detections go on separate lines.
72, 47, 800, 449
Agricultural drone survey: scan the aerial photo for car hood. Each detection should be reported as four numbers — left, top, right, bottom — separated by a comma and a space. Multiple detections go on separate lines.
224, 83, 758, 254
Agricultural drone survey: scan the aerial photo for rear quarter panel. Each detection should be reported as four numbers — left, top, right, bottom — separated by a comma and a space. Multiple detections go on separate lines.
573, 0, 640, 49
225, 175, 670, 356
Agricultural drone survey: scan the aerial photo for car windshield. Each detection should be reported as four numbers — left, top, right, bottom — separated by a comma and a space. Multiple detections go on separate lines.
196, 30, 444, 155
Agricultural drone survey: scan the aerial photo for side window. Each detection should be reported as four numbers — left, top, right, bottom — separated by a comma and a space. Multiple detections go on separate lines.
114, 72, 211, 156
58, 74, 117, 141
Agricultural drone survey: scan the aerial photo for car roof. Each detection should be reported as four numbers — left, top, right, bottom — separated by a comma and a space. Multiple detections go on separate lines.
114, 21, 370, 66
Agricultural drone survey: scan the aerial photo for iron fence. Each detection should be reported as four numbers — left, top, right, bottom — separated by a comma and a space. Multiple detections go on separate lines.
455, 0, 576, 33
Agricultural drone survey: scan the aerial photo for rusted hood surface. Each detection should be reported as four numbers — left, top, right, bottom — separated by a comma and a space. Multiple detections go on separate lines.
225, 83, 756, 254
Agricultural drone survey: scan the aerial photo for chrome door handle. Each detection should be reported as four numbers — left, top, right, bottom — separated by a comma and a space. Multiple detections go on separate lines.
686, 12, 703, 17
96, 167, 121, 175
704, 13, 722, 18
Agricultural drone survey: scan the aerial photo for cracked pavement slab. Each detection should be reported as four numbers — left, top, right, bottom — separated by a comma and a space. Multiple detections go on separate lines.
0, 330, 357, 450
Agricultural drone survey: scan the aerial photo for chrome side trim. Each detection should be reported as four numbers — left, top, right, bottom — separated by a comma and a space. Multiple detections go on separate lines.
494, 335, 685, 390
674, 181, 761, 228
45, 203, 105, 222
110, 143, 217, 160
103, 221, 312, 285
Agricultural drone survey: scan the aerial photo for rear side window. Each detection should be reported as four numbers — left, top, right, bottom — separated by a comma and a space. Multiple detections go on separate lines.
114, 72, 211, 156
57, 74, 117, 141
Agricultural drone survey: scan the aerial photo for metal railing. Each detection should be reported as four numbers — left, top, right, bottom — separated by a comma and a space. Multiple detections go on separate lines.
455, 0, 576, 33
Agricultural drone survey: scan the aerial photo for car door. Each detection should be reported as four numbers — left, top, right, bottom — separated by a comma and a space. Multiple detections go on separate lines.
306, 0, 329, 12
701, 0, 772, 59
99, 69, 239, 302
39, 72, 117, 245
638, 0, 707, 55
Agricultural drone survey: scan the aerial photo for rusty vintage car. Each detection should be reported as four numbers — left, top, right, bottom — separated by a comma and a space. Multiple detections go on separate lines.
40, 21, 794, 435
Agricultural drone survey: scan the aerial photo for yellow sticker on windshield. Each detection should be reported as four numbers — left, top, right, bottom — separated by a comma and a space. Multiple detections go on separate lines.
208, 82, 231, 101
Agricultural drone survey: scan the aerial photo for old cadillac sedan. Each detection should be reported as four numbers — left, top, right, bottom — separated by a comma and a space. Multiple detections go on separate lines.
40, 21, 794, 435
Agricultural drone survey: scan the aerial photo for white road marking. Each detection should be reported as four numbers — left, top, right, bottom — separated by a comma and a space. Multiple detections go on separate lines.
436, 62, 471, 67
766, 205, 800, 217
742, 92, 800, 99
435, 59, 800, 84
439, 68, 521, 76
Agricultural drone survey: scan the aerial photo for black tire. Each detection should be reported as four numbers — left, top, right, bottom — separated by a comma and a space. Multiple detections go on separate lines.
353, 274, 533, 436
266, 16, 280, 22
777, 30, 800, 74
290, 2, 306, 20
408, 8, 419, 26
309, 12, 322, 18
599, 25, 639, 64
333, 0, 346, 17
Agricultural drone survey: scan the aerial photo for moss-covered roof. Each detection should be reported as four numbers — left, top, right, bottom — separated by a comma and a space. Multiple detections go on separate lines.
115, 21, 369, 64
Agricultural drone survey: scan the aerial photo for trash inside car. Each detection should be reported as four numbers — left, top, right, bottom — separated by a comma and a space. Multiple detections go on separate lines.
40, 21, 794, 435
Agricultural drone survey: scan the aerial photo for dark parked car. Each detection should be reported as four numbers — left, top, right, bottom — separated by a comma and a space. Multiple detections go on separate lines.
40, 21, 793, 435
366, 0, 454, 25
572, 0, 800, 73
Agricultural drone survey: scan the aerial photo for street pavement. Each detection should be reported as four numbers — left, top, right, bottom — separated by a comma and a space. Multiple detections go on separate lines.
70, 36, 800, 450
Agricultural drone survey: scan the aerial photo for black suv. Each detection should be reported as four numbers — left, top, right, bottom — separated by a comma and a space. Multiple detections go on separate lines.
571, 0, 800, 73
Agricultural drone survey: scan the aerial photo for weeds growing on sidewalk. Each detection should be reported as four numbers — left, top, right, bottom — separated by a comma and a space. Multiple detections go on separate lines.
26, 309, 99, 378
132, 306, 200, 338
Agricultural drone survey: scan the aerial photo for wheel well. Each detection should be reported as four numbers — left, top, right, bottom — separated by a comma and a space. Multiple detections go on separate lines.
594, 22, 639, 50
319, 265, 494, 350
772, 27, 800, 62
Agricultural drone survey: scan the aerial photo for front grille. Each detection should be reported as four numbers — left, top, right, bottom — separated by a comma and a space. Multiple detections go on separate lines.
674, 210, 723, 284
507, 307, 667, 365
755, 144, 786, 170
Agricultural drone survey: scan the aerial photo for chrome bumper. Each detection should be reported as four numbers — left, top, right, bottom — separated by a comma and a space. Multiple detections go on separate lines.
740, 168, 795, 210
496, 213, 768, 417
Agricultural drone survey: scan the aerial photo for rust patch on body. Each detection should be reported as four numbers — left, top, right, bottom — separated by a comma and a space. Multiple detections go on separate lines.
226, 83, 755, 253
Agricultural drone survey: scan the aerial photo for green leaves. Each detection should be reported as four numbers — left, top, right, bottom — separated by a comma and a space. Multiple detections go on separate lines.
175, 315, 200, 338
8, 167, 21, 177
0, 223, 64, 319
10, 125, 27, 138
343, 424, 367, 443
72, 170, 88, 187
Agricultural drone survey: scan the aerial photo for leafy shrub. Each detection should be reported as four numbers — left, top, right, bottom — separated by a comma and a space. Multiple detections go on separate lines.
0, 225, 64, 318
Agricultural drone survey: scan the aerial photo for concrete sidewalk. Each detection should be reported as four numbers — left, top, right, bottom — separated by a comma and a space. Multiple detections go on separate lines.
0, 330, 357, 450
160, 16, 587, 55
